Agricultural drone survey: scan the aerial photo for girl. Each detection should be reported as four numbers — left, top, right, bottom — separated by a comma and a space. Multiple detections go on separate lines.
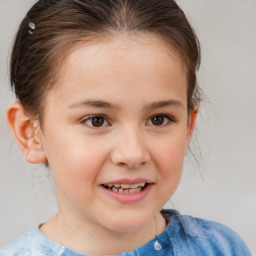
1, 0, 251, 255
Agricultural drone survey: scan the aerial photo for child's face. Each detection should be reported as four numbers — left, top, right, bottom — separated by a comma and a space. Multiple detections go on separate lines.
38, 33, 196, 232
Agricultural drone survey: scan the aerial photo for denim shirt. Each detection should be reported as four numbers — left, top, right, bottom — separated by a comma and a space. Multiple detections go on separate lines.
0, 209, 252, 256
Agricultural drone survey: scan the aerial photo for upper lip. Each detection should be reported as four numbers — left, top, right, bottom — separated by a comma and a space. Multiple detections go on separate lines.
102, 178, 153, 185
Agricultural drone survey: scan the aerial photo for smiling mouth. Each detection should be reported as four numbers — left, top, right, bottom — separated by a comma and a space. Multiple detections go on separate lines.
102, 183, 148, 193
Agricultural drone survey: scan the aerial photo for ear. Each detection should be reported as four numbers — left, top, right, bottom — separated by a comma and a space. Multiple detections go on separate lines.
186, 106, 198, 147
6, 101, 47, 164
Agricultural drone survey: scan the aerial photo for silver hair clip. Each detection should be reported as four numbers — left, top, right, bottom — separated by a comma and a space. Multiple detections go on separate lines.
29, 22, 36, 35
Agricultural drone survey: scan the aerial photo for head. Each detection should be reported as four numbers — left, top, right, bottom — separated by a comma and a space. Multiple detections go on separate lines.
10, 0, 200, 122
7, 0, 201, 234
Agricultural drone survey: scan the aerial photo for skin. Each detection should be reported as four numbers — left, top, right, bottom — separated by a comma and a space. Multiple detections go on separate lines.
7, 33, 197, 255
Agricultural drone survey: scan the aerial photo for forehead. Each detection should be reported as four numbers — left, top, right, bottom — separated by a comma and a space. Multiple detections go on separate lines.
66, 33, 185, 72
46, 33, 187, 109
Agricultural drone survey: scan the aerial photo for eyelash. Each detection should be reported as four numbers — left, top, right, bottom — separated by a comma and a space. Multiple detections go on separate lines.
81, 114, 109, 128
81, 113, 175, 128
146, 113, 175, 126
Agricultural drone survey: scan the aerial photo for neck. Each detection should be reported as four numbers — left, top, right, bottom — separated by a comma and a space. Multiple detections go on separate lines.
40, 210, 166, 255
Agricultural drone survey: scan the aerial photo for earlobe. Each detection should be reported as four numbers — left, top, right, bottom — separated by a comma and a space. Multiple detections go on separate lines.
6, 102, 47, 164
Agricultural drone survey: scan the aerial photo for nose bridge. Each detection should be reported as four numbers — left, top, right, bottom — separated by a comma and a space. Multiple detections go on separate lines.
111, 124, 150, 168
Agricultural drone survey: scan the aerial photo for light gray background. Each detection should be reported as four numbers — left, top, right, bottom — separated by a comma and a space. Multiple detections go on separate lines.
0, 0, 255, 253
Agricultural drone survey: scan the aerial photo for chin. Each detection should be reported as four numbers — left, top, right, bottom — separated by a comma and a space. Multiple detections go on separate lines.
103, 212, 152, 233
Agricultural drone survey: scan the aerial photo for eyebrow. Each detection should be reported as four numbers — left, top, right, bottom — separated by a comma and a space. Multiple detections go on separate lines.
69, 100, 119, 110
68, 99, 184, 110
144, 99, 184, 111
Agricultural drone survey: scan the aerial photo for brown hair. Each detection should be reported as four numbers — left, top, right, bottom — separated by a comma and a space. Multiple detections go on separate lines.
11, 0, 201, 123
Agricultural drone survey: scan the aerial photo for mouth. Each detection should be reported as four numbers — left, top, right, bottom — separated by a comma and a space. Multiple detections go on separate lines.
102, 183, 148, 193
101, 180, 153, 203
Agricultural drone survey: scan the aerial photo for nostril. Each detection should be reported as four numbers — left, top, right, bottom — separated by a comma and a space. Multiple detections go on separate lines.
127, 161, 146, 168
118, 162, 126, 167
116, 161, 146, 168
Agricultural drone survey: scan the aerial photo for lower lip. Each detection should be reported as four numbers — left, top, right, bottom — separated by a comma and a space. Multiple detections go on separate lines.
101, 184, 153, 204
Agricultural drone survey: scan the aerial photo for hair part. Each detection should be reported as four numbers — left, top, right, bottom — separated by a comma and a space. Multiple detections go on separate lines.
11, 0, 201, 124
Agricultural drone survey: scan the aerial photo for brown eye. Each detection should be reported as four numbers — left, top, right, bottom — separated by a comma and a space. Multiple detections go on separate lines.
151, 116, 165, 126
147, 114, 172, 126
91, 116, 105, 127
82, 115, 109, 127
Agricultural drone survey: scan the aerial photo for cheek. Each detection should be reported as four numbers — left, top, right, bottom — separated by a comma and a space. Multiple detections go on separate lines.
47, 139, 107, 205
44, 131, 107, 182
157, 140, 186, 194
150, 132, 187, 201
151, 133, 187, 174
148, 135, 187, 209
156, 146, 185, 187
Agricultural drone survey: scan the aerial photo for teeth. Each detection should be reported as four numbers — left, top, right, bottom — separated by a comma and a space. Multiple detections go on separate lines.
112, 187, 118, 192
105, 183, 147, 193
121, 184, 130, 189
106, 183, 145, 189
130, 184, 139, 189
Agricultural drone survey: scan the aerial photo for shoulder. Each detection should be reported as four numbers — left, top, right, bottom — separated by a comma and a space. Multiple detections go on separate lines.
0, 228, 41, 256
163, 209, 252, 256
0, 226, 64, 256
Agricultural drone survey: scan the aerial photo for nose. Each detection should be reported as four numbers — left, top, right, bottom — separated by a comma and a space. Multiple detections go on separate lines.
110, 127, 151, 168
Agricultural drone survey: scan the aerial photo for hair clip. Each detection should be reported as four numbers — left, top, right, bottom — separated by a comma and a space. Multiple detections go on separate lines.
29, 22, 36, 35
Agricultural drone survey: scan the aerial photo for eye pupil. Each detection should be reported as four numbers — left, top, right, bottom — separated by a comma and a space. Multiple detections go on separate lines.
152, 116, 164, 126
92, 116, 104, 127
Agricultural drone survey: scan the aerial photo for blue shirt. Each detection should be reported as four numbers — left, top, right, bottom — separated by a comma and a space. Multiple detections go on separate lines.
0, 209, 252, 256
